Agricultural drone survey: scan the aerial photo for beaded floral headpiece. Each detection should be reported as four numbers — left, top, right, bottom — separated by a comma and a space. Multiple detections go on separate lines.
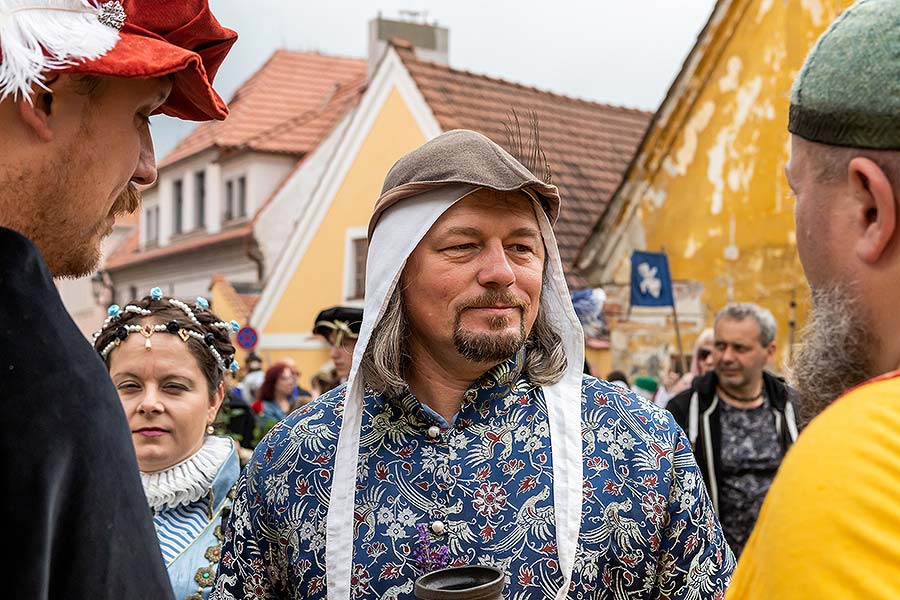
94, 286, 240, 373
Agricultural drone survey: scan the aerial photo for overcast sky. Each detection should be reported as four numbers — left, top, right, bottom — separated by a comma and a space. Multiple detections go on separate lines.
151, 0, 718, 158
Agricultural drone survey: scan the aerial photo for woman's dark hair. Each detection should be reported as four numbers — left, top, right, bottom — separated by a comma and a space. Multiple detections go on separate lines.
606, 370, 630, 388
256, 363, 291, 403
93, 295, 236, 396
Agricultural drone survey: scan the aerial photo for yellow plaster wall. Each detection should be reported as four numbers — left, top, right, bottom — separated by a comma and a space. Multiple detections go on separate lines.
585, 347, 612, 379
260, 87, 429, 384
615, 0, 852, 368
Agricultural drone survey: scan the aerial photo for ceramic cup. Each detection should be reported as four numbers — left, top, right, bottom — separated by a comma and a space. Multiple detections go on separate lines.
414, 565, 504, 600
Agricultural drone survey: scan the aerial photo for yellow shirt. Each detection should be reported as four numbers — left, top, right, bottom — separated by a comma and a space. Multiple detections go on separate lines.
727, 371, 900, 599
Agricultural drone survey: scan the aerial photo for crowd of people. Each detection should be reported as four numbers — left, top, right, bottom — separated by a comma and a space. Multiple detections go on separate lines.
1, 0, 899, 599
219, 305, 363, 454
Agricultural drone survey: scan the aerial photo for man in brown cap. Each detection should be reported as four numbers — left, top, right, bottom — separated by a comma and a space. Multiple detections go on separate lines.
215, 130, 732, 599
728, 0, 900, 596
0, 2, 235, 597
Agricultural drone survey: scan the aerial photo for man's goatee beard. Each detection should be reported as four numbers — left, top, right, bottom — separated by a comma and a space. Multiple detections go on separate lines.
454, 318, 526, 362
452, 290, 527, 362
791, 284, 875, 424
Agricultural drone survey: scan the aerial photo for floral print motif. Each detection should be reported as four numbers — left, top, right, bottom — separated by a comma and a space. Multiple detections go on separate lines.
212, 354, 734, 599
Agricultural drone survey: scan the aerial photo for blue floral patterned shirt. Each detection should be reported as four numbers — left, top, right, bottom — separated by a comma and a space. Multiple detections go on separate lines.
213, 354, 734, 599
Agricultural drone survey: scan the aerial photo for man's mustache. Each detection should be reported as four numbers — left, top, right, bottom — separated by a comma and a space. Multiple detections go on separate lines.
457, 291, 527, 314
112, 185, 142, 216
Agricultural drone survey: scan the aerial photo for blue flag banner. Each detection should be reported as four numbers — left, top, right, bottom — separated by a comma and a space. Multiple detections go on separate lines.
630, 251, 674, 307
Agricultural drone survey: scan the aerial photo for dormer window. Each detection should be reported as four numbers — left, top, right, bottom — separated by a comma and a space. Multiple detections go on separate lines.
224, 175, 247, 222
145, 205, 159, 246
194, 170, 206, 229
173, 178, 184, 234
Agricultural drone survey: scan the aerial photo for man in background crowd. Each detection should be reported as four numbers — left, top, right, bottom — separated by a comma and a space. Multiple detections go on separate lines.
668, 303, 799, 557
313, 305, 363, 381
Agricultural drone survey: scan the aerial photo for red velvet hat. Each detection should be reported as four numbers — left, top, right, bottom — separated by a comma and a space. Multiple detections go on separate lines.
66, 0, 237, 121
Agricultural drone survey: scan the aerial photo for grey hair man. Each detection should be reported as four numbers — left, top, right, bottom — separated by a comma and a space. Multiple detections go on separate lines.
729, 1, 900, 596
667, 302, 799, 557
215, 130, 733, 600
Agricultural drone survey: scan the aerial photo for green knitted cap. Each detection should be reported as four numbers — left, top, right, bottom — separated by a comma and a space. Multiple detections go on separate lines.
789, 0, 900, 150
634, 376, 658, 394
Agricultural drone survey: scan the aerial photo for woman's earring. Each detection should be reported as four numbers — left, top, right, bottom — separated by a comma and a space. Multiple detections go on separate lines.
206, 424, 215, 435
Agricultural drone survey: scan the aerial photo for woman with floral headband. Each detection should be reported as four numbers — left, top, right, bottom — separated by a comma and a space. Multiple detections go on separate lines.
93, 287, 241, 600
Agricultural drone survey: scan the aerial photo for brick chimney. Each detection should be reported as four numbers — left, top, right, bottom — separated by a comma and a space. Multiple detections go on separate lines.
368, 11, 448, 79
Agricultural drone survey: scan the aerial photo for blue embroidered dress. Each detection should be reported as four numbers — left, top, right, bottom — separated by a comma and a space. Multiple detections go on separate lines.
213, 355, 733, 599
145, 436, 240, 600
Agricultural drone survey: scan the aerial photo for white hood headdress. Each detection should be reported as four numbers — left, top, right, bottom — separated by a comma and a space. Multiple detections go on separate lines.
326, 130, 585, 600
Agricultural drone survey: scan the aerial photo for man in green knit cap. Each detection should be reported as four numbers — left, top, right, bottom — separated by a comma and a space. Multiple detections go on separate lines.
728, 0, 900, 597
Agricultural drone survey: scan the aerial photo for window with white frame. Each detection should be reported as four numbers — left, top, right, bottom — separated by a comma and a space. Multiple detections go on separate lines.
173, 178, 184, 234
224, 179, 233, 221
146, 205, 159, 245
224, 174, 247, 222
343, 227, 368, 301
194, 170, 206, 229
237, 175, 246, 217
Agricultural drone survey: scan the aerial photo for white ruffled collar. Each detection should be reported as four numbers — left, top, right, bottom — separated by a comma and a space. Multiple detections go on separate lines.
141, 435, 234, 512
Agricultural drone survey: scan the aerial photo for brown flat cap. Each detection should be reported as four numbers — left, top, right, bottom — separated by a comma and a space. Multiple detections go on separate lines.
369, 129, 560, 237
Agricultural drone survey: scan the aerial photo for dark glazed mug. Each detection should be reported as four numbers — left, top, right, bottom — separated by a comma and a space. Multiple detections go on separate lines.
414, 565, 505, 600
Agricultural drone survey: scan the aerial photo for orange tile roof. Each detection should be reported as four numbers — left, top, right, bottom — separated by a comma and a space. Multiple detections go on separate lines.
160, 50, 367, 168
395, 46, 652, 287
210, 274, 259, 325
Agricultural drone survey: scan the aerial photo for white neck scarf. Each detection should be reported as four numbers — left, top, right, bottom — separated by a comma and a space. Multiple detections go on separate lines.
325, 186, 585, 600
140, 435, 233, 512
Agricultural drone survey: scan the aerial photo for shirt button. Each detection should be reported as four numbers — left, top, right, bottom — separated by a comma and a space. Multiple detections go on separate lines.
427, 425, 441, 439
430, 520, 446, 535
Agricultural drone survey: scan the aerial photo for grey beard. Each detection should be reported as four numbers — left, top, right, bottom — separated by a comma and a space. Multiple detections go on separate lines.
453, 315, 526, 362
791, 284, 875, 424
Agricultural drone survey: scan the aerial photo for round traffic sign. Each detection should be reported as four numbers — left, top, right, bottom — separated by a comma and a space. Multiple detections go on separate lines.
236, 326, 259, 350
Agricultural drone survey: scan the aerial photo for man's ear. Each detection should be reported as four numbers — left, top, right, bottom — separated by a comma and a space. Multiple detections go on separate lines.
16, 80, 57, 143
849, 157, 897, 264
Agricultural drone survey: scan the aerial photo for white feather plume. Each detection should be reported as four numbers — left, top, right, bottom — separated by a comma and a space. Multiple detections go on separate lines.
0, 0, 120, 102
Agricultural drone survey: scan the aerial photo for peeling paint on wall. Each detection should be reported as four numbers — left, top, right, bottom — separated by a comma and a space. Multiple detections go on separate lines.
663, 100, 716, 177
727, 162, 755, 194
756, 0, 775, 22
723, 214, 739, 261
707, 75, 763, 215
644, 186, 667, 209
718, 56, 742, 93
802, 0, 825, 26
684, 236, 698, 259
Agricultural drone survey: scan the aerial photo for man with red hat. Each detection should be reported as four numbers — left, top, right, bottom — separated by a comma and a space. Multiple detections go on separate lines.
0, 2, 235, 597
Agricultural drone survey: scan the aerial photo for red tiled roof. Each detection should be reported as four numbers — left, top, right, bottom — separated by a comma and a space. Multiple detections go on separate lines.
210, 275, 259, 325
160, 50, 367, 168
105, 224, 253, 271
239, 293, 261, 315
395, 46, 652, 287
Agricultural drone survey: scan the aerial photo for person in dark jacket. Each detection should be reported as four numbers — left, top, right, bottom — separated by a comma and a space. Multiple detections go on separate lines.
668, 303, 799, 557
0, 2, 235, 597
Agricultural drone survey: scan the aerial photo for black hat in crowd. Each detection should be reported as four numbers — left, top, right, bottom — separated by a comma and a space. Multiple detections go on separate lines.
313, 306, 363, 346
